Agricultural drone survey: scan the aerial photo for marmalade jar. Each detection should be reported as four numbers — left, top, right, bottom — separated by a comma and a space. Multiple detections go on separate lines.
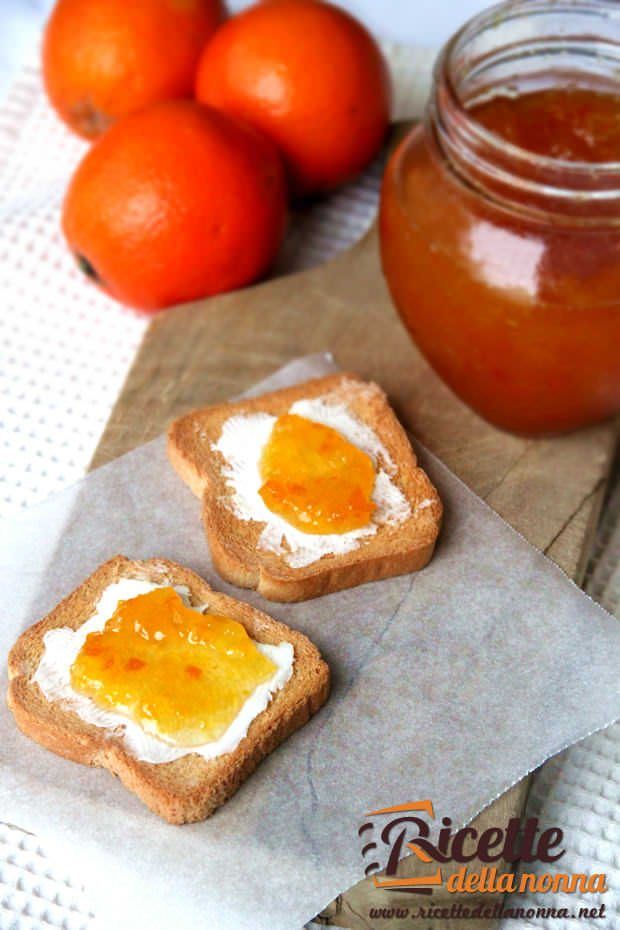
380, 0, 620, 435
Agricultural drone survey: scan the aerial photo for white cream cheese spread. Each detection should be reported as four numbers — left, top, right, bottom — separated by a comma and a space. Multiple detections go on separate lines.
213, 391, 413, 568
33, 578, 294, 764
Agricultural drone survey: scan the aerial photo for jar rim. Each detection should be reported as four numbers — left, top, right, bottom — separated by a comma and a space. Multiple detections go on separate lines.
439, 0, 620, 177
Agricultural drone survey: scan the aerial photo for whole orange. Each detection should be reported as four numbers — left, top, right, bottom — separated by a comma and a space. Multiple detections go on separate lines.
62, 100, 288, 312
195, 0, 391, 195
43, 0, 224, 139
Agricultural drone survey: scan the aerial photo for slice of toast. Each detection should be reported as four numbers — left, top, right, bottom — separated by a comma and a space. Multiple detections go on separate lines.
7, 556, 330, 824
168, 373, 442, 602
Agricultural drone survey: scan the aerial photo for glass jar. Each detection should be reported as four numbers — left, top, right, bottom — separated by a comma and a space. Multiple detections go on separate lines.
380, 0, 620, 435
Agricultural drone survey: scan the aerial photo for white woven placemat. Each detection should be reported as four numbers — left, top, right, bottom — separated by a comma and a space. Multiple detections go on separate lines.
504, 475, 620, 930
1, 40, 618, 930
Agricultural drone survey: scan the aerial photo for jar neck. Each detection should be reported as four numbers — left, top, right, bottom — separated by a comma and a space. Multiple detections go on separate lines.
428, 0, 620, 225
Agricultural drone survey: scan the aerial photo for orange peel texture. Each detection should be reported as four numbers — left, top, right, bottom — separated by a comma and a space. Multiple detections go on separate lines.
259, 413, 376, 534
70, 587, 277, 746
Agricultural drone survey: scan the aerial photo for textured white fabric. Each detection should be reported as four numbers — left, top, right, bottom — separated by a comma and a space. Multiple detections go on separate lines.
500, 476, 620, 930
0, 823, 93, 930
0, 59, 145, 516
506, 727, 620, 930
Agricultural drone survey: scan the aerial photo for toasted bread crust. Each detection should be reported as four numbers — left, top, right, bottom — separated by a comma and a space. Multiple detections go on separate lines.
7, 556, 330, 824
168, 373, 442, 602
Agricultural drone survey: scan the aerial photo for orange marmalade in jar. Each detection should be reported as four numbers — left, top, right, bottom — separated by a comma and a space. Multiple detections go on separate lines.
380, 0, 620, 435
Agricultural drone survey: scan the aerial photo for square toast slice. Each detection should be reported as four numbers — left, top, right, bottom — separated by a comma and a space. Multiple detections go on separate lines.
7, 556, 329, 824
168, 373, 442, 602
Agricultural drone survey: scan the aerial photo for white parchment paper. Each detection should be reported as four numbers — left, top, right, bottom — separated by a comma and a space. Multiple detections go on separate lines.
1, 354, 619, 930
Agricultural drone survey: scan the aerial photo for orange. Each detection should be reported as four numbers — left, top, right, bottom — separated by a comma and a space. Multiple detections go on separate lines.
62, 100, 288, 312
43, 0, 224, 139
195, 0, 391, 195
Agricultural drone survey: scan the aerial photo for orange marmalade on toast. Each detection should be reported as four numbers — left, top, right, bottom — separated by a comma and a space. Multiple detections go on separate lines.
70, 588, 277, 746
258, 413, 376, 534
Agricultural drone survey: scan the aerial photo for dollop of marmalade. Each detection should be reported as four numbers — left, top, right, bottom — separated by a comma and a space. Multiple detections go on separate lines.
70, 587, 277, 747
258, 413, 376, 534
